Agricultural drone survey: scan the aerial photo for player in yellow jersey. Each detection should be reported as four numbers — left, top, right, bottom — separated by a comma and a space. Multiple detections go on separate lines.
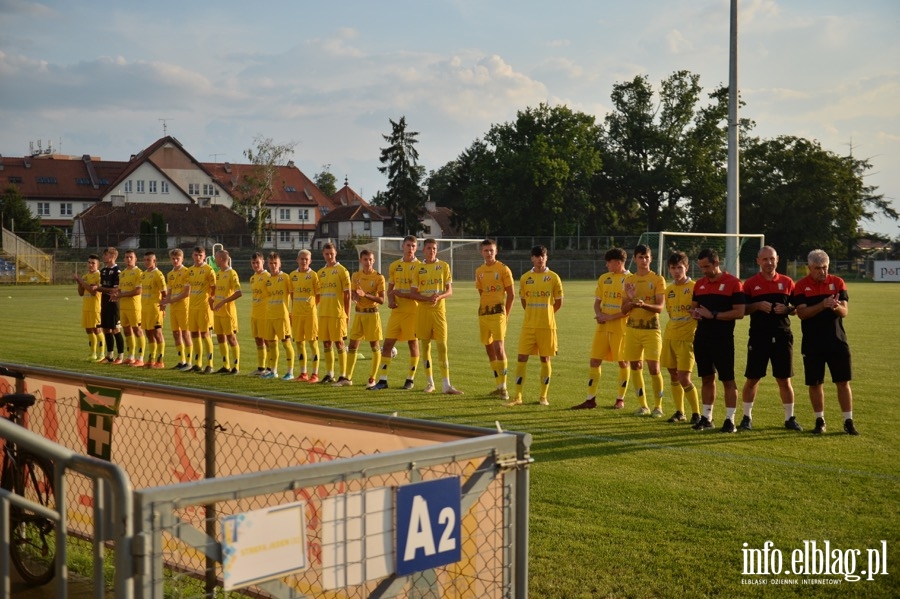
73, 254, 103, 360
289, 249, 320, 382
371, 235, 420, 391
316, 243, 351, 383
475, 239, 515, 399
211, 249, 242, 374
571, 247, 632, 410
115, 249, 145, 366
622, 244, 667, 417
260, 252, 295, 380
248, 252, 270, 376
140, 251, 168, 368
660, 251, 700, 424
186, 247, 216, 374
507, 246, 563, 407
410, 239, 463, 394
338, 249, 384, 388
161, 248, 191, 370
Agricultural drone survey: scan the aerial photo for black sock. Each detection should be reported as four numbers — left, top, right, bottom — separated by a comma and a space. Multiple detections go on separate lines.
115, 331, 125, 353
104, 333, 114, 355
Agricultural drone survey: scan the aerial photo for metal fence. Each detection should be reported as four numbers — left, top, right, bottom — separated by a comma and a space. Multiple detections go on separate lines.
1, 363, 531, 599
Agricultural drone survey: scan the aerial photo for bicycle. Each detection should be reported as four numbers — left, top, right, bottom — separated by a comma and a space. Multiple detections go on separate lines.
1, 390, 57, 586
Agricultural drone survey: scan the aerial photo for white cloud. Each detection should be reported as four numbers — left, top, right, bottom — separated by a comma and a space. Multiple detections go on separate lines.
666, 29, 693, 54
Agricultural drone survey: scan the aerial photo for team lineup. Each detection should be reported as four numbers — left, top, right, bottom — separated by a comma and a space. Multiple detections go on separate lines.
72, 238, 857, 435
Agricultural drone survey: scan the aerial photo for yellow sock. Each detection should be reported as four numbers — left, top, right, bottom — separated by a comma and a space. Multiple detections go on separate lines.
671, 379, 685, 413
203, 336, 214, 367
436, 340, 450, 379
633, 367, 647, 408
157, 339, 165, 364
347, 348, 359, 380
379, 355, 393, 379
296, 341, 306, 372
408, 354, 420, 381
618, 365, 630, 399
231, 344, 240, 370
338, 348, 347, 378
218, 342, 229, 368
282, 340, 294, 373
324, 347, 334, 376
369, 347, 381, 381
421, 342, 433, 381
499, 358, 508, 387
651, 371, 665, 409
539, 361, 552, 399
137, 335, 146, 362
146, 340, 156, 364
684, 384, 700, 415
309, 341, 320, 374
587, 365, 601, 398
257, 345, 267, 370
514, 361, 527, 398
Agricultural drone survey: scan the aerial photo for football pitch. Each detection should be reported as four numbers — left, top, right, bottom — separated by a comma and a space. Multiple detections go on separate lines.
1, 280, 898, 598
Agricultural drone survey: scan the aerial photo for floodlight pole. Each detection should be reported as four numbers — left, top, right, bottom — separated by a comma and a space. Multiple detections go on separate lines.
725, 0, 740, 275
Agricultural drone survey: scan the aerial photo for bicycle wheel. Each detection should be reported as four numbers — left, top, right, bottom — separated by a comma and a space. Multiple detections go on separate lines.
9, 455, 57, 586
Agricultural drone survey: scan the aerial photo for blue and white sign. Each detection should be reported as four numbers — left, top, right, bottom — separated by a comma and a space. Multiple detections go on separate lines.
396, 477, 462, 576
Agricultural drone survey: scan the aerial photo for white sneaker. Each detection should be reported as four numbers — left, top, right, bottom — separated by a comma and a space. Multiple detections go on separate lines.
499, 388, 510, 400
423, 382, 436, 393
443, 386, 463, 395
538, 397, 549, 406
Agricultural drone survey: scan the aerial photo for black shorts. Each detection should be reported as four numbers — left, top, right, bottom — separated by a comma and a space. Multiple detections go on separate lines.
803, 341, 852, 386
745, 333, 793, 380
100, 302, 120, 331
694, 333, 735, 381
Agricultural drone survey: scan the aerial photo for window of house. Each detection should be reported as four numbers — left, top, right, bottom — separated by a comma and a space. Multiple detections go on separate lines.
203, 184, 214, 195
60, 203, 73, 216
161, 181, 169, 193
319, 206, 329, 216
189, 183, 199, 195
279, 208, 291, 221
299, 231, 310, 244
37, 202, 50, 216
82, 203, 92, 212
279, 230, 291, 244
299, 208, 309, 221
364, 220, 371, 231
124, 181, 133, 193
265, 231, 273, 244
136, 180, 145, 193
36, 176, 58, 184
149, 181, 157, 193
8, 176, 23, 184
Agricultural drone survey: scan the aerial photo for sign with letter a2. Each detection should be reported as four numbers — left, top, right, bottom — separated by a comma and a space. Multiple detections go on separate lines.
396, 477, 462, 576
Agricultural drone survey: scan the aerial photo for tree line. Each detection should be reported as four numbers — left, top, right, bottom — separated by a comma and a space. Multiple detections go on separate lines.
374, 70, 897, 261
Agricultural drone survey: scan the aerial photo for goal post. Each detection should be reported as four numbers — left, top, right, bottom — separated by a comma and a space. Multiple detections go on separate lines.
635, 232, 765, 279
358, 237, 487, 281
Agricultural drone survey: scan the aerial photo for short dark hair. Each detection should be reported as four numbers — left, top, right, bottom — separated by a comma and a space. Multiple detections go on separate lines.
88, 254, 100, 261
668, 251, 688, 267
403, 235, 418, 244
481, 239, 497, 247
605, 247, 626, 262
634, 244, 651, 256
323, 242, 336, 251
698, 248, 719, 263
531, 245, 548, 258
359, 248, 373, 258
143, 251, 155, 258
268, 251, 281, 260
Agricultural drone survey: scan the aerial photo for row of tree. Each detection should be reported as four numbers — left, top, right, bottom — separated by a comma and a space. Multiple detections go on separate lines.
374, 70, 896, 260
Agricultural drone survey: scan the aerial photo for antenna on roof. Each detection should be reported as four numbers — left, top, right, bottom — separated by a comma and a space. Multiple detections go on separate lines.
158, 118, 173, 136
209, 153, 226, 162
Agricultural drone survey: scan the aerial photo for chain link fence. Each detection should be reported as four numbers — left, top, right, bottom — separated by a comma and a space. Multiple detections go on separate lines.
4, 364, 530, 599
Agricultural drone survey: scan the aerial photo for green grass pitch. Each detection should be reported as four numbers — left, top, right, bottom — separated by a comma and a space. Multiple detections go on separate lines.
1, 280, 898, 598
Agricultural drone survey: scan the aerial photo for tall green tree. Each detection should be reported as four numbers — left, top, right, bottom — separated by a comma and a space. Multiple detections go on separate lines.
447, 104, 603, 237
233, 136, 297, 247
598, 70, 730, 233
377, 117, 425, 235
314, 164, 338, 197
0, 185, 41, 233
740, 136, 896, 260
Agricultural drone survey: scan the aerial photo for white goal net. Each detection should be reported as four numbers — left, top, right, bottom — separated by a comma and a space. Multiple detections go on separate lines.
359, 237, 486, 281
634, 232, 765, 280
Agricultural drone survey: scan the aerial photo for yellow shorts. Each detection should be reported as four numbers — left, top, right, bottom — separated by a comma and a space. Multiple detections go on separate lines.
479, 313, 507, 346
385, 309, 417, 341
416, 309, 448, 342
624, 327, 661, 362
350, 311, 383, 342
659, 338, 695, 372
318, 315, 348, 342
250, 316, 266, 339
142, 308, 164, 330
517, 327, 558, 357
590, 328, 626, 362
120, 308, 141, 328
291, 311, 318, 342
169, 305, 188, 331
265, 316, 291, 341
81, 309, 101, 329
213, 314, 238, 336
189, 307, 212, 332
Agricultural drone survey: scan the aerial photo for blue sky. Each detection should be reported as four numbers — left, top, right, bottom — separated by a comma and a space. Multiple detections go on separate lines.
2, 0, 898, 236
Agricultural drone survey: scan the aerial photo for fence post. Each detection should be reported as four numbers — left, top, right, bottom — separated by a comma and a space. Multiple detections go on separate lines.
204, 399, 217, 597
